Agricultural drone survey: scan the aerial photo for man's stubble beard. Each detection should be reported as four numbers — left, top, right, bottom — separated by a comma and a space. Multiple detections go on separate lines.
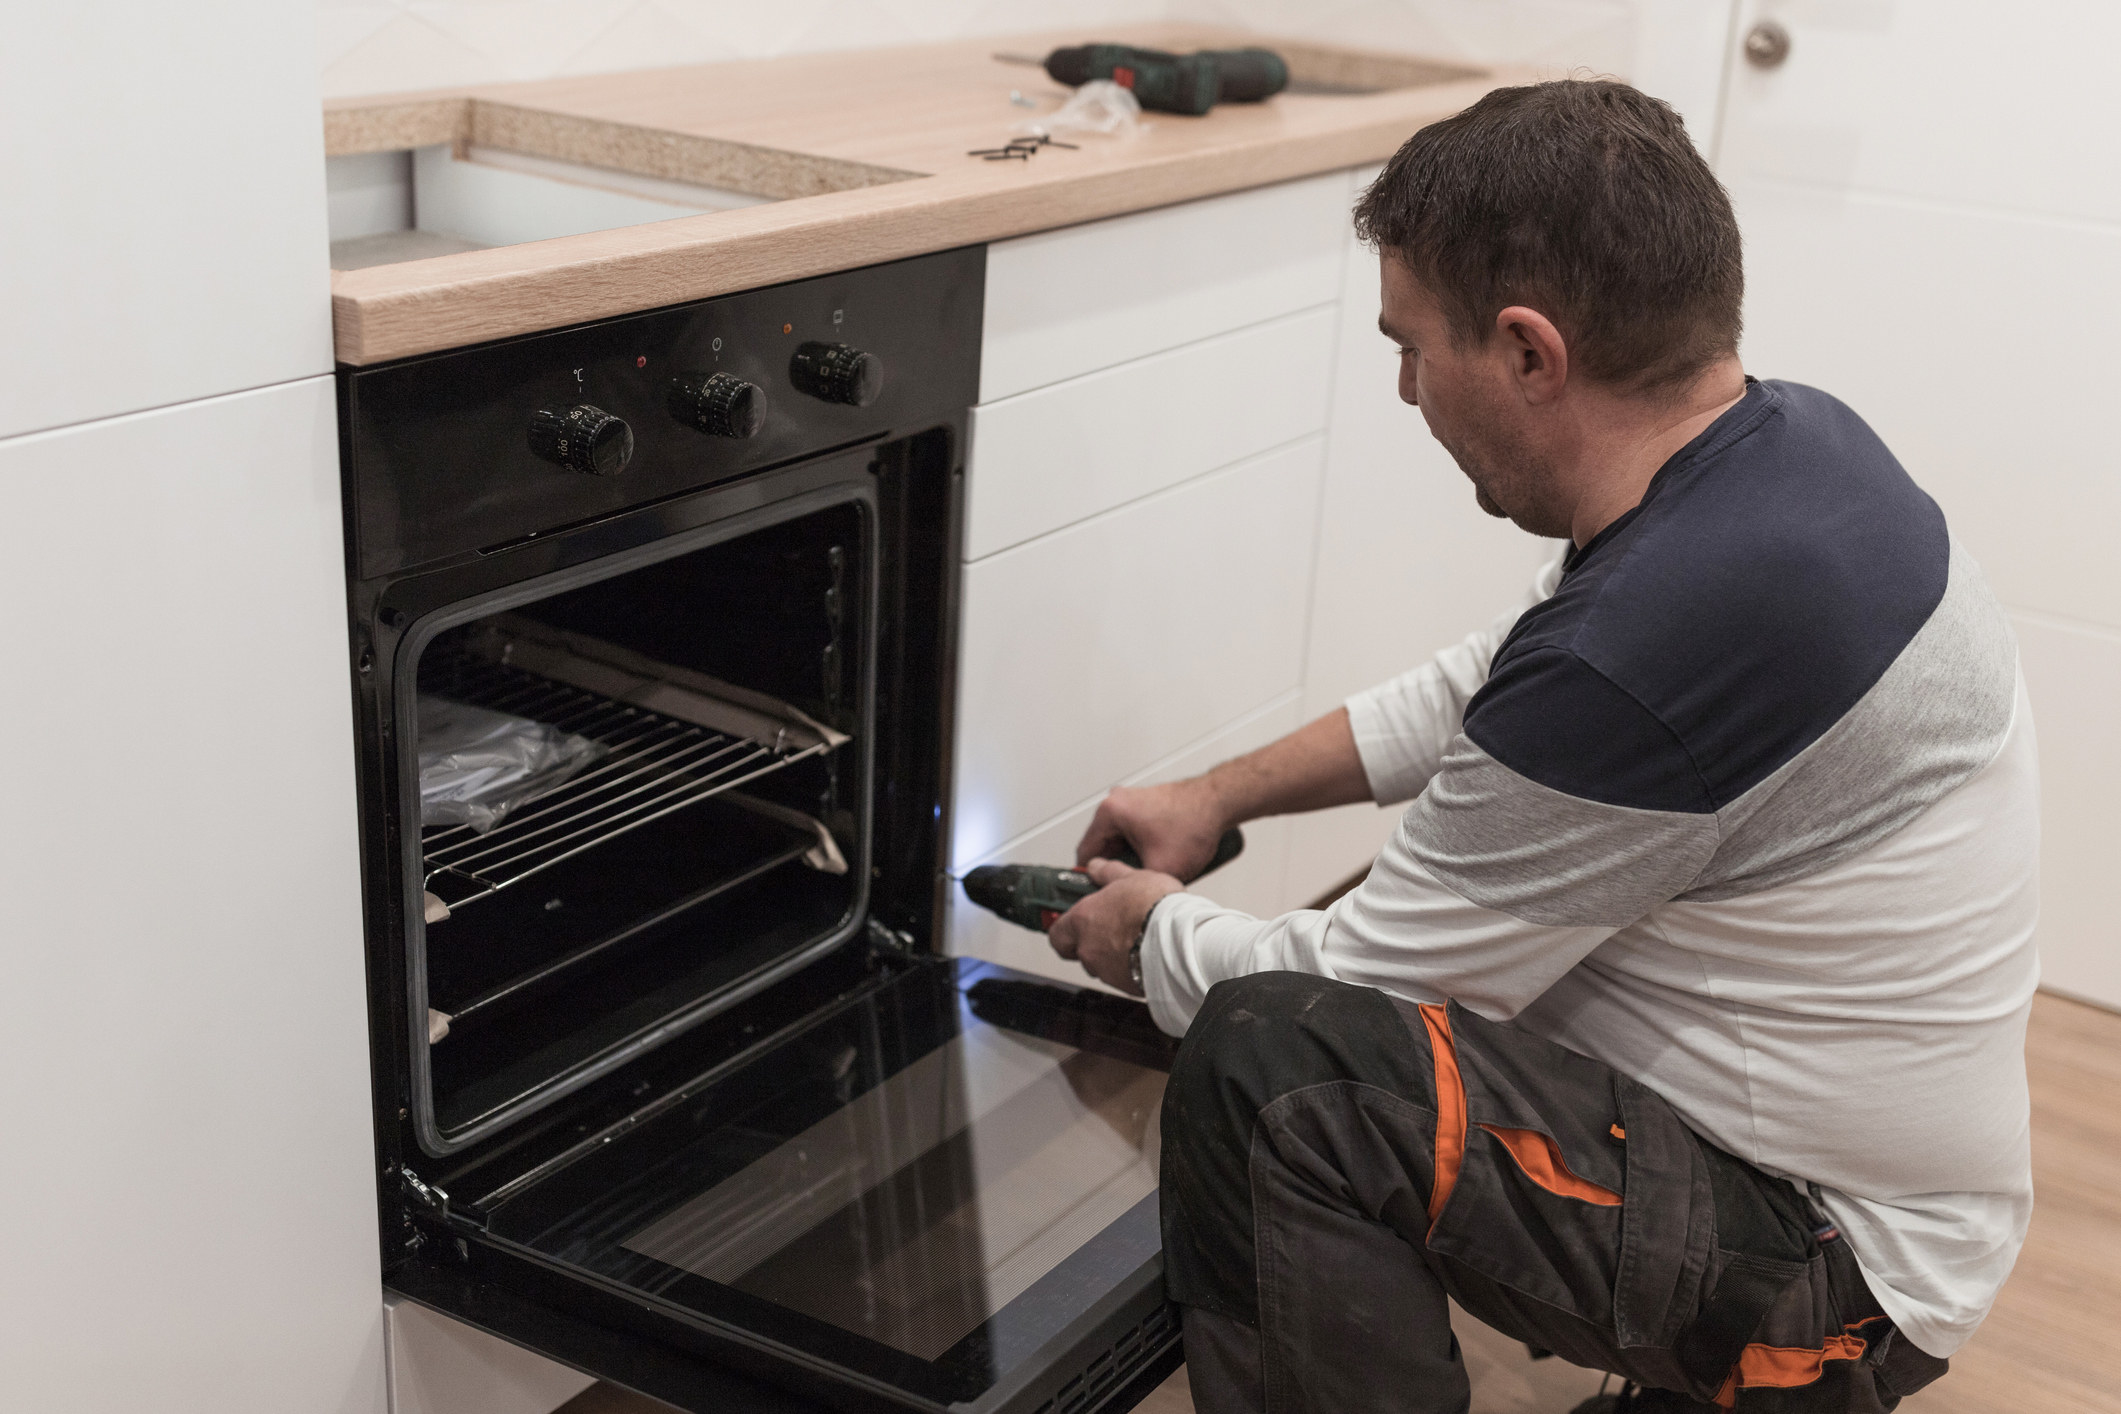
1442, 428, 1573, 540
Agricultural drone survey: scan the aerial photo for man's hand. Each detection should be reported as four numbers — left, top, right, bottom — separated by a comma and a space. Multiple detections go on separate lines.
1074, 708, 1371, 879
1048, 859, 1183, 995
1075, 779, 1230, 880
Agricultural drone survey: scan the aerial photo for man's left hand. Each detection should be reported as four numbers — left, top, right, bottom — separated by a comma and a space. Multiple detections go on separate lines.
1047, 858, 1184, 996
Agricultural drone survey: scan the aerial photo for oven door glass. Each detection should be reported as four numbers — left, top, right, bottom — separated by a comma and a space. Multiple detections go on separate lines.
476, 959, 1178, 1413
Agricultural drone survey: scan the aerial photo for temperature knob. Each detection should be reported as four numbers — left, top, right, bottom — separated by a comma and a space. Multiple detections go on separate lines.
668, 371, 766, 438
789, 341, 883, 407
528, 404, 633, 477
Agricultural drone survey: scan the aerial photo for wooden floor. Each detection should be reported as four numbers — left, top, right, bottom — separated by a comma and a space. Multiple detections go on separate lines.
564, 992, 2121, 1414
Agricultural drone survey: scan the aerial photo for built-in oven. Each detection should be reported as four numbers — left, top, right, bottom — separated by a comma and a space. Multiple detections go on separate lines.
341, 248, 1183, 1414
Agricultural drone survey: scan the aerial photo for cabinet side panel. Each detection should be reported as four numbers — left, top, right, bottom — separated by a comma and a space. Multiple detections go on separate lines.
0, 382, 382, 1414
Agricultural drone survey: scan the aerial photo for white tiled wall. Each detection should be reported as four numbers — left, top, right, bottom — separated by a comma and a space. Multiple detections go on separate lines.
318, 0, 1658, 100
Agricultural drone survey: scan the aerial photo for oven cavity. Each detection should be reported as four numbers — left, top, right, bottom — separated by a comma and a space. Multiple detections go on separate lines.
407, 500, 871, 1149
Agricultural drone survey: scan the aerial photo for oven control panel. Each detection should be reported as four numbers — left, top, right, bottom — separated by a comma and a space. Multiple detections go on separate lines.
342, 246, 981, 578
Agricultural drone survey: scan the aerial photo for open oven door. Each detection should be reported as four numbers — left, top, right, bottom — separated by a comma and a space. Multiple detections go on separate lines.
383, 957, 1185, 1414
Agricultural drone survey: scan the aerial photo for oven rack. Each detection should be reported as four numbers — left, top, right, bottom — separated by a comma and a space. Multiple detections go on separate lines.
418, 653, 838, 919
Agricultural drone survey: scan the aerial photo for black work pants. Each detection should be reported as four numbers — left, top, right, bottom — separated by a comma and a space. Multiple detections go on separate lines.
1158, 974, 1951, 1413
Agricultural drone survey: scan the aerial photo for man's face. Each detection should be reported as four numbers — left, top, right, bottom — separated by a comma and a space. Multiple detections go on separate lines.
1377, 254, 1571, 538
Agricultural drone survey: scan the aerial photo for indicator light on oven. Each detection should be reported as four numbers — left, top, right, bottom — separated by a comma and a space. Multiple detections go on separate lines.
636, 355, 647, 368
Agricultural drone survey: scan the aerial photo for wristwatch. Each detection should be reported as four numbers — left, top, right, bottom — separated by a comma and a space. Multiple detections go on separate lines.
1127, 905, 1154, 992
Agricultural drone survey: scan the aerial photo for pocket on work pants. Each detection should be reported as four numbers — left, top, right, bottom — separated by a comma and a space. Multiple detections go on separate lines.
1411, 1001, 1719, 1354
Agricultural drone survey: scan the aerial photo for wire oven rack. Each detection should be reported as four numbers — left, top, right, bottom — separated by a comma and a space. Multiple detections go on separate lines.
418, 651, 835, 917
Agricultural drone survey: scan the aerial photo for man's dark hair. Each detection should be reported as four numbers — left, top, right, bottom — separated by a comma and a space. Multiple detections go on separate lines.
1353, 79, 1742, 395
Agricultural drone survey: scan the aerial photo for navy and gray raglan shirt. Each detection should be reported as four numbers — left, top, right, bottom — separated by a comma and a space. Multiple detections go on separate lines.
1142, 380, 2039, 1357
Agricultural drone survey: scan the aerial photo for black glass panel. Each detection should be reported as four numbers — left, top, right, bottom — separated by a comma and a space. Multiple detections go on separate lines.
481, 960, 1177, 1403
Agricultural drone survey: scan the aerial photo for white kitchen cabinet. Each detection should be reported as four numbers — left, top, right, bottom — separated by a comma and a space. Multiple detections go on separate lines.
965, 305, 1336, 560
1286, 169, 1555, 905
385, 1298, 595, 1414
0, 0, 333, 438
951, 437, 1323, 872
946, 693, 1303, 990
0, 381, 384, 1414
980, 171, 1348, 403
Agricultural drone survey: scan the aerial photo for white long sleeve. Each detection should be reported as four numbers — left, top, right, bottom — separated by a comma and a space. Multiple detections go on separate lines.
1142, 550, 1582, 1036
1140, 818, 1614, 1036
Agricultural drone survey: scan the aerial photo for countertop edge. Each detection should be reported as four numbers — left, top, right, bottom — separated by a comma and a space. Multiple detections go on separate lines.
330, 70, 1520, 366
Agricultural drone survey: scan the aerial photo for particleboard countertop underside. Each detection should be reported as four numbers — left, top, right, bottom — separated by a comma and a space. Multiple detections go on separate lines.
325, 25, 1524, 365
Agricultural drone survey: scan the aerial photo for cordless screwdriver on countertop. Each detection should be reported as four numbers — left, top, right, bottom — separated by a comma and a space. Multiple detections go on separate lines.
996, 45, 1290, 116
963, 828, 1246, 933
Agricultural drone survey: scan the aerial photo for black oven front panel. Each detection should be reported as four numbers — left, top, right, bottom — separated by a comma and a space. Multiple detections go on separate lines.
342, 245, 983, 579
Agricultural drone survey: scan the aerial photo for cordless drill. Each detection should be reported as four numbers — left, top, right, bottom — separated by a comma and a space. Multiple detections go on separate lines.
962, 828, 1246, 933
1003, 45, 1290, 116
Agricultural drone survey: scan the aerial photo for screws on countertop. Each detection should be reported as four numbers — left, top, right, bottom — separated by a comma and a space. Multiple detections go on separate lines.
967, 132, 1080, 161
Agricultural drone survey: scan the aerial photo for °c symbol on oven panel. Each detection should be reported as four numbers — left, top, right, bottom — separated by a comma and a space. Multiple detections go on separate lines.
527, 403, 634, 476
668, 371, 767, 439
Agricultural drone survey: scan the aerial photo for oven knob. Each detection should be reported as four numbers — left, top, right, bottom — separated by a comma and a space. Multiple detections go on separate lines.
668, 371, 767, 438
527, 404, 634, 476
789, 341, 883, 407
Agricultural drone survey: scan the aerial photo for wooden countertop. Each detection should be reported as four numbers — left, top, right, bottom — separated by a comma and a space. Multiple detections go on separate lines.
326, 26, 1519, 366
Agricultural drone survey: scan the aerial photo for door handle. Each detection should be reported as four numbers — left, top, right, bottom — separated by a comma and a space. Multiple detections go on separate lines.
1744, 19, 1792, 69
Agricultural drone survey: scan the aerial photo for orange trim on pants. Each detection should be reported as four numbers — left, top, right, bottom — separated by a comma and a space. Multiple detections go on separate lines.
1419, 1003, 1466, 1232
1478, 1125, 1623, 1206
1712, 1333, 1870, 1408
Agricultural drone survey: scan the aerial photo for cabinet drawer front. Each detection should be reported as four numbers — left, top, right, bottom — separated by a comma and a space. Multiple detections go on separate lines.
952, 437, 1324, 866
982, 171, 1350, 403
967, 305, 1336, 561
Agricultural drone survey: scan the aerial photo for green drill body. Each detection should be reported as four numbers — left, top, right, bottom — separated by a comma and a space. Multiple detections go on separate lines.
961, 828, 1246, 933
1036, 45, 1289, 116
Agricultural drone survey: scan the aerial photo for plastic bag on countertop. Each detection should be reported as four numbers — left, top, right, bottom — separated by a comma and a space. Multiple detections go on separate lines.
1015, 79, 1143, 139
417, 695, 604, 834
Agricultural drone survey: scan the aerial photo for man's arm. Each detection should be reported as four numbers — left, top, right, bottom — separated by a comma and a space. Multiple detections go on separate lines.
1072, 549, 1565, 877
1060, 638, 1722, 1031
1052, 549, 1567, 1000
1050, 772, 1619, 1025
1073, 709, 1370, 878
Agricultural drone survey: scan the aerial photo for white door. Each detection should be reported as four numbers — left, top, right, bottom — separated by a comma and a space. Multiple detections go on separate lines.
1718, 0, 2121, 1007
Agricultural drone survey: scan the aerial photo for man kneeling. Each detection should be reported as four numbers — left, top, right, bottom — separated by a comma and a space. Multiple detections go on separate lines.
1049, 79, 2037, 1413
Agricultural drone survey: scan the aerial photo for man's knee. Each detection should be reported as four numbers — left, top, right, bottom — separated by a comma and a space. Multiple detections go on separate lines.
1169, 973, 1431, 1131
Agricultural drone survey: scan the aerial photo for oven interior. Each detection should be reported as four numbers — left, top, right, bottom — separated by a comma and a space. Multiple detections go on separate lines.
407, 498, 874, 1153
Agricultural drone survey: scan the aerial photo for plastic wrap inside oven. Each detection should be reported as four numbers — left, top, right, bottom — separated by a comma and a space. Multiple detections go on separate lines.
417, 695, 604, 834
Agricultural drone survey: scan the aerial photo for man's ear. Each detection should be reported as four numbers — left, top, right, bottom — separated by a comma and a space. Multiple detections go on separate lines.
1494, 305, 1569, 404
